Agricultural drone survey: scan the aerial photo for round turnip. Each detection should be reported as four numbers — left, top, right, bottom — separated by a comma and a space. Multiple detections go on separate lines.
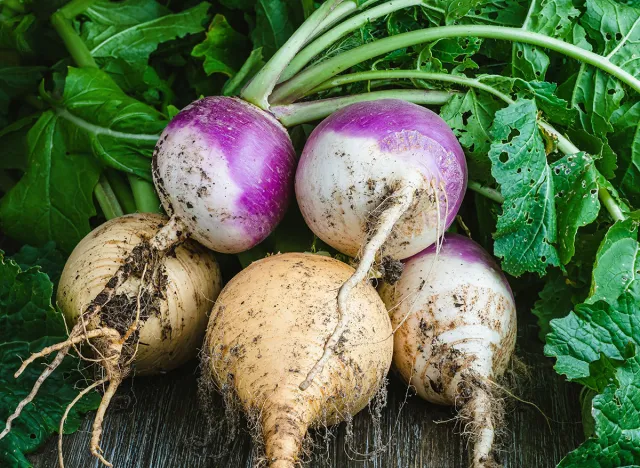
379, 234, 516, 468
295, 99, 467, 389
201, 252, 392, 468
0, 214, 222, 466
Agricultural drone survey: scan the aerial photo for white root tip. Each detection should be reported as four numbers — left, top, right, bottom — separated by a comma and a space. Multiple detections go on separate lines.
469, 387, 499, 468
90, 376, 123, 468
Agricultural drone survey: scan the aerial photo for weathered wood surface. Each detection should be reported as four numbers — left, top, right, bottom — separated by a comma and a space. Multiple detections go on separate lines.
30, 311, 582, 468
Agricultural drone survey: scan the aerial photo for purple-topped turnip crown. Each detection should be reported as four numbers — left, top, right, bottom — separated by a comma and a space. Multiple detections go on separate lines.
153, 97, 296, 253
296, 99, 467, 260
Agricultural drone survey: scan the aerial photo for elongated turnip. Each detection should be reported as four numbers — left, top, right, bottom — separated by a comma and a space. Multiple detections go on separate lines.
379, 234, 516, 468
0, 213, 222, 466
201, 252, 393, 468
295, 99, 467, 389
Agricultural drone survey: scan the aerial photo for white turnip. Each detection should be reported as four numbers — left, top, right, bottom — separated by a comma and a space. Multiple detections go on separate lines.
379, 234, 517, 468
201, 252, 393, 468
295, 99, 467, 389
0, 213, 222, 466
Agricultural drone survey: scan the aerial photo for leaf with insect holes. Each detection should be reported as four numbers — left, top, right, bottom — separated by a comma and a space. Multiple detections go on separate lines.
513, 0, 580, 81
550, 153, 601, 265
0, 253, 100, 467
440, 88, 504, 183
192, 14, 251, 77
488, 99, 560, 276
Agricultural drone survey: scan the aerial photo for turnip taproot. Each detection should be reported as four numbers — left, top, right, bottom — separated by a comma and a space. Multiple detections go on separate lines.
201, 252, 393, 468
295, 99, 467, 389
379, 234, 516, 468
0, 214, 222, 466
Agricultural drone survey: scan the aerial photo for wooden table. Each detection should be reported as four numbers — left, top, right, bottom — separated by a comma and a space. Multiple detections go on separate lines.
30, 312, 582, 468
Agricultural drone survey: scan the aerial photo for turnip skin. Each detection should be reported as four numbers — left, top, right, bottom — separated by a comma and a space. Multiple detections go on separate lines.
201, 253, 393, 468
295, 99, 467, 390
379, 234, 516, 467
153, 96, 297, 254
296, 99, 467, 259
57, 213, 222, 375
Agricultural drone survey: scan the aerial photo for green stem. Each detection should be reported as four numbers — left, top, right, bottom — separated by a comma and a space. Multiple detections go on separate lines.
50, 12, 97, 68
95, 175, 124, 220
598, 187, 625, 222
271, 25, 640, 104
468, 181, 504, 204
271, 89, 454, 126
309, 70, 515, 103
309, 69, 625, 220
59, 0, 98, 19
307, 1, 358, 43
105, 170, 136, 214
128, 175, 162, 214
280, 0, 423, 83
240, 0, 346, 110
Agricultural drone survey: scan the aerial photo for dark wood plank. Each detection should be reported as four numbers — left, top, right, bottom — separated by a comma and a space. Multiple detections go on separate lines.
29, 310, 582, 468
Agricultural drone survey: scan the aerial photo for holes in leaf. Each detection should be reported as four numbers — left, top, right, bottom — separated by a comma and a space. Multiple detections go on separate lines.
468, 143, 476, 153
527, 217, 534, 224
488, 11, 498, 19
474, 9, 481, 14
606, 33, 612, 41
554, 166, 562, 175
556, 24, 562, 30
530, 179, 536, 186
535, 71, 541, 77
541, 255, 547, 262
607, 88, 616, 95
590, 188, 598, 195
462, 110, 472, 125
577, 102, 587, 113
499, 152, 509, 163
516, 168, 522, 174
557, 190, 565, 198
507, 128, 520, 141
30, 433, 36, 439
517, 50, 524, 58
615, 32, 623, 41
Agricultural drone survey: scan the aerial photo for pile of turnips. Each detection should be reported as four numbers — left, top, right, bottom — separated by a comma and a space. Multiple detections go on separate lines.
0, 1, 518, 467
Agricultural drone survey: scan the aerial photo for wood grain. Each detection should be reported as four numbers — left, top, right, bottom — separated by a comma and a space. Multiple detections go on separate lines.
30, 311, 582, 468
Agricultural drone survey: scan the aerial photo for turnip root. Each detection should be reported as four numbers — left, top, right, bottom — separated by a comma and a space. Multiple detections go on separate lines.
379, 234, 517, 468
0, 213, 222, 466
295, 99, 467, 389
201, 252, 393, 468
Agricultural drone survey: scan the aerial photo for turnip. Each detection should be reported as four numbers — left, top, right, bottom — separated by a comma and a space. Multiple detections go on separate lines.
0, 213, 222, 466
379, 234, 517, 468
200, 252, 393, 468
295, 99, 467, 389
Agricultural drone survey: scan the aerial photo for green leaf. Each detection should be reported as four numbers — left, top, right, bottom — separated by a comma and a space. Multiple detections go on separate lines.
0, 66, 44, 126
251, 0, 296, 59
59, 67, 166, 179
192, 14, 251, 77
545, 292, 639, 382
558, 354, 640, 467
0, 111, 101, 253
9, 242, 65, 286
440, 88, 503, 182
0, 253, 100, 467
0, 114, 40, 172
87, 2, 210, 70
570, 0, 640, 148
532, 271, 583, 341
515, 79, 577, 126
551, 153, 601, 264
611, 102, 640, 207
488, 99, 560, 276
513, 0, 580, 81
588, 219, 640, 304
